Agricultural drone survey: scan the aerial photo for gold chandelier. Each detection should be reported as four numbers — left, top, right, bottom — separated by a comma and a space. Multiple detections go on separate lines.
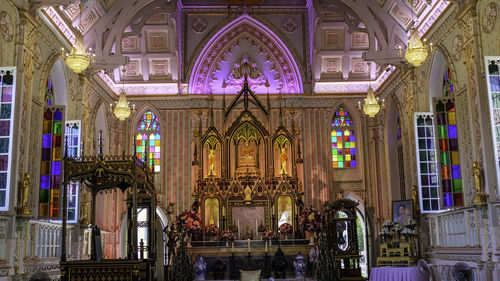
110, 69, 135, 121
62, 34, 94, 73
359, 86, 383, 117
400, 28, 433, 67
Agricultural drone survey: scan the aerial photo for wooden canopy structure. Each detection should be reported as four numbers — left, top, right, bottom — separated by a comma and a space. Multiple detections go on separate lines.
60, 132, 157, 281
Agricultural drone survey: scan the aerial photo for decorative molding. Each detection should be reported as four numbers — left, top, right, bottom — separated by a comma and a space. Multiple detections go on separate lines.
389, 3, 412, 30
451, 35, 463, 61
191, 16, 207, 33
281, 17, 298, 33
481, 2, 498, 34
0, 11, 14, 42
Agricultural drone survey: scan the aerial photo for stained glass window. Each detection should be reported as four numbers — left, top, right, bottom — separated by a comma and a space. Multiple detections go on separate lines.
331, 106, 356, 168
485, 57, 500, 194
65, 120, 81, 223
435, 99, 463, 208
136, 111, 160, 172
40, 107, 65, 218
443, 68, 454, 97
414, 113, 440, 212
0, 68, 16, 211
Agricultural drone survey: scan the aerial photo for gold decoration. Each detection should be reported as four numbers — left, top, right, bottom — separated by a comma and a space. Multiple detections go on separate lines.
471, 161, 487, 205
411, 185, 419, 214
17, 173, 32, 215
244, 185, 252, 204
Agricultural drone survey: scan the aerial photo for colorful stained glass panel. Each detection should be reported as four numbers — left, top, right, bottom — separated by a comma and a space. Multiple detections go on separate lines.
39, 107, 65, 218
435, 100, 463, 208
136, 111, 161, 172
332, 107, 356, 168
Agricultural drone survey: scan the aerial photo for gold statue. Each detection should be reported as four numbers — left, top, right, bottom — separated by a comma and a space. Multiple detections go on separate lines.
279, 147, 288, 175
236, 142, 260, 177
411, 185, 419, 214
208, 149, 216, 176
80, 193, 90, 225
209, 215, 215, 225
471, 161, 487, 205
244, 185, 252, 204
17, 173, 32, 215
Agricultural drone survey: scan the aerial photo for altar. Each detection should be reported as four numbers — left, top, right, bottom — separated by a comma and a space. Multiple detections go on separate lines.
191, 77, 304, 238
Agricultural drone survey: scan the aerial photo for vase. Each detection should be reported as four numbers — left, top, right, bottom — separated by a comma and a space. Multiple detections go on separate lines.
187, 234, 192, 248
225, 240, 229, 247
269, 239, 272, 246
308, 231, 315, 245
293, 253, 307, 278
194, 256, 207, 280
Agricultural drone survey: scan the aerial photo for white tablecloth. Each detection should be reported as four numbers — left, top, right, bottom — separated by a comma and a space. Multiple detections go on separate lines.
370, 266, 429, 281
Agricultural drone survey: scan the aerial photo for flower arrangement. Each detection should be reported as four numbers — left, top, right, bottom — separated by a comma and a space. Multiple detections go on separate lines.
263, 230, 278, 241
204, 224, 219, 236
404, 218, 417, 230
220, 230, 235, 241
176, 210, 202, 234
382, 220, 395, 228
278, 223, 293, 234
298, 207, 323, 233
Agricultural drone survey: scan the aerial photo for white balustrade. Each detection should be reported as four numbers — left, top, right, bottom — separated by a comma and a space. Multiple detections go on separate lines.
425, 207, 480, 248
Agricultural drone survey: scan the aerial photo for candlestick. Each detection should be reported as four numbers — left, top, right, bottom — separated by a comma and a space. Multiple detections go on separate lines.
238, 220, 240, 239
255, 219, 258, 238
265, 240, 268, 253
222, 205, 226, 217
247, 238, 250, 252
231, 241, 234, 253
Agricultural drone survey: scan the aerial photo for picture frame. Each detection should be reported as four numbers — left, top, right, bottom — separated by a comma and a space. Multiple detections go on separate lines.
392, 200, 413, 224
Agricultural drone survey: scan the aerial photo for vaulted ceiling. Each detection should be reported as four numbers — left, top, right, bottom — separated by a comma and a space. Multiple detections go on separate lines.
36, 0, 450, 95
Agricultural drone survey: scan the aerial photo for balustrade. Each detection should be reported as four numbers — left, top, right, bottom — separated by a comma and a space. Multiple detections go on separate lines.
425, 207, 480, 248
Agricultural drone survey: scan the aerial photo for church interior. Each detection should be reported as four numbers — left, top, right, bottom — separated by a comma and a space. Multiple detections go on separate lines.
0, 0, 499, 280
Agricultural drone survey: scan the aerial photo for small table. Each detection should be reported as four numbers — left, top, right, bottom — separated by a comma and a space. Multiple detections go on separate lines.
369, 266, 429, 281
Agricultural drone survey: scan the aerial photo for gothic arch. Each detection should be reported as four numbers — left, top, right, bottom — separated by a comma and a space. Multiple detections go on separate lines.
188, 15, 304, 95
130, 104, 164, 134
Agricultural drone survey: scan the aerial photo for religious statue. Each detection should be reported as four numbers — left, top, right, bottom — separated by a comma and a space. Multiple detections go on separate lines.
80, 193, 90, 225
411, 185, 420, 214
236, 142, 260, 177
279, 147, 288, 175
166, 202, 175, 225
164, 223, 178, 266
17, 173, 32, 215
471, 161, 487, 204
244, 185, 252, 204
208, 149, 216, 176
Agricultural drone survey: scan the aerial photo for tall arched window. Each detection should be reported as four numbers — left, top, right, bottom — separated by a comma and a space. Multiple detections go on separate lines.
331, 106, 356, 168
135, 110, 160, 172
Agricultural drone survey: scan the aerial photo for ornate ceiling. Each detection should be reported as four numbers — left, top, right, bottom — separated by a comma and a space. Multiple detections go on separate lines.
36, 0, 450, 95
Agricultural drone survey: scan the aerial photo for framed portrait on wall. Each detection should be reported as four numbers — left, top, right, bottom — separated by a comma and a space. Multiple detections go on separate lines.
392, 200, 413, 224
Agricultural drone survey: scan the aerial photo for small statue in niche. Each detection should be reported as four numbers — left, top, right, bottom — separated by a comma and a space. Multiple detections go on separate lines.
80, 193, 90, 225
472, 161, 487, 204
17, 172, 32, 215
279, 147, 288, 175
244, 185, 252, 204
208, 149, 216, 176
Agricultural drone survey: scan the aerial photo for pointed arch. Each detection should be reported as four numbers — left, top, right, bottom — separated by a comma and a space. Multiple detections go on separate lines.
385, 96, 405, 200
188, 14, 303, 94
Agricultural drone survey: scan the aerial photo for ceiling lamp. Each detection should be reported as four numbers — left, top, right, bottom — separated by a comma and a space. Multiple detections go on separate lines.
62, 34, 94, 73
359, 86, 383, 118
400, 28, 433, 67
109, 69, 135, 121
